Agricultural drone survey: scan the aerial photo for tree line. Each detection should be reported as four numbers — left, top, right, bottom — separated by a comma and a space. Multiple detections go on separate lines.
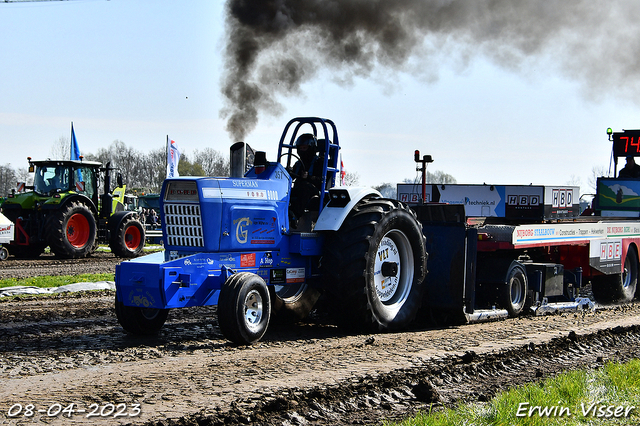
0, 139, 231, 196
3, 137, 465, 199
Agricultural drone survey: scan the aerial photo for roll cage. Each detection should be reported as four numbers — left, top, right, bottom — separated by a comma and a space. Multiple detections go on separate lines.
276, 117, 341, 213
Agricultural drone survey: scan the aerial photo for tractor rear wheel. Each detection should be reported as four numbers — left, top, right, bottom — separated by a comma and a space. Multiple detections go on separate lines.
115, 294, 169, 335
45, 201, 97, 259
110, 215, 145, 258
323, 197, 428, 333
218, 272, 271, 345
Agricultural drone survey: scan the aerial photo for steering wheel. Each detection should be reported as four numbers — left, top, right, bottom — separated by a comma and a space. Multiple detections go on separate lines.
278, 152, 305, 179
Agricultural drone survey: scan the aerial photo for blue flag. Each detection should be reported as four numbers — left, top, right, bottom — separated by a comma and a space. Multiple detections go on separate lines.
70, 122, 83, 186
70, 123, 81, 161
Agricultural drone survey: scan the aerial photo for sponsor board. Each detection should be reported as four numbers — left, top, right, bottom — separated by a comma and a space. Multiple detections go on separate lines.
511, 222, 640, 246
397, 184, 577, 220
286, 267, 305, 283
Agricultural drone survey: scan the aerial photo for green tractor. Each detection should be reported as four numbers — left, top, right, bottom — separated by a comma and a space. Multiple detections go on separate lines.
0, 158, 145, 259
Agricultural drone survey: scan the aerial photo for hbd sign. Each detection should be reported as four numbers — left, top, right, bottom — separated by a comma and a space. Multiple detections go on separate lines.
507, 194, 541, 206
552, 189, 573, 209
600, 241, 622, 261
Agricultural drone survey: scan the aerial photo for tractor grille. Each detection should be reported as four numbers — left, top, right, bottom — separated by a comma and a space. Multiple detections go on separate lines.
164, 203, 204, 247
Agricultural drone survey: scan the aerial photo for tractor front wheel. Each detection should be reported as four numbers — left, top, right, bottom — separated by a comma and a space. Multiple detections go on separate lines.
110, 215, 145, 258
45, 201, 97, 259
218, 272, 271, 345
115, 294, 169, 335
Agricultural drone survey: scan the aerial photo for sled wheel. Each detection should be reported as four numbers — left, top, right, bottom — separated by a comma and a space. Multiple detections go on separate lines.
218, 272, 271, 345
270, 283, 321, 322
592, 246, 638, 304
0, 246, 8, 261
45, 201, 97, 259
620, 246, 639, 301
110, 215, 145, 258
500, 261, 528, 317
115, 294, 168, 335
323, 197, 428, 333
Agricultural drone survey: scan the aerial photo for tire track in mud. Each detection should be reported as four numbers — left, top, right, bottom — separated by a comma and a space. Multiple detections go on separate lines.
1, 292, 640, 425
0, 251, 122, 279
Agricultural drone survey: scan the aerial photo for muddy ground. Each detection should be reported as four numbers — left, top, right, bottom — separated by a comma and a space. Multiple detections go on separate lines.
1, 255, 640, 425
0, 251, 121, 280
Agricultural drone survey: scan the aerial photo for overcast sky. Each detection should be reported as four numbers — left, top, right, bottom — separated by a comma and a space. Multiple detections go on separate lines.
2, 0, 640, 193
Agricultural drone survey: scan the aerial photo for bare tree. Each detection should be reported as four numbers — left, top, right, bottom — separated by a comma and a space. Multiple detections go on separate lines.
342, 171, 359, 186
566, 174, 582, 195
49, 136, 69, 160
587, 165, 609, 194
193, 147, 230, 177
177, 153, 206, 177
84, 141, 143, 192
0, 164, 16, 197
426, 170, 457, 184
142, 147, 166, 193
373, 182, 396, 198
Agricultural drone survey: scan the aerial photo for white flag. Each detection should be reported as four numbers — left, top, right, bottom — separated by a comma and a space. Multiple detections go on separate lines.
167, 137, 181, 178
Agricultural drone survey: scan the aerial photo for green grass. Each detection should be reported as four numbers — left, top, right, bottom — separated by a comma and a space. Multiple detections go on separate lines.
388, 359, 640, 426
0, 273, 115, 289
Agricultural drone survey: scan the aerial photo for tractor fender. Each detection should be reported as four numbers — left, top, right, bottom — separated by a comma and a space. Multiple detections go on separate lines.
45, 193, 98, 217
108, 210, 139, 234
314, 187, 382, 232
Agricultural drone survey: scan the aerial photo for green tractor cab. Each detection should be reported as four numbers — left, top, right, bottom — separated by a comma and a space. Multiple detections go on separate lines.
1, 158, 145, 259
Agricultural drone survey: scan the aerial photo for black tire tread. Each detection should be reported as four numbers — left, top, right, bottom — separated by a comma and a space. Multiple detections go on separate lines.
115, 294, 169, 335
218, 272, 271, 345
323, 196, 427, 333
45, 201, 97, 259
110, 215, 145, 258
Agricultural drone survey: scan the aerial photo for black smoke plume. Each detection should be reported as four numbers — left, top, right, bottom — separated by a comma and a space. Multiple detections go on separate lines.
221, 0, 640, 141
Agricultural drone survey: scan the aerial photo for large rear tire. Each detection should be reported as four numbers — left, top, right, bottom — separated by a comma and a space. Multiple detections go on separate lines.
592, 245, 638, 304
218, 272, 271, 345
45, 201, 97, 259
115, 294, 169, 335
110, 215, 145, 258
323, 197, 428, 333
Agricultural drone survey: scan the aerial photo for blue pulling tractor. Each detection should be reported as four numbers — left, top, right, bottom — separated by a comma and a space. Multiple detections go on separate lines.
115, 117, 428, 344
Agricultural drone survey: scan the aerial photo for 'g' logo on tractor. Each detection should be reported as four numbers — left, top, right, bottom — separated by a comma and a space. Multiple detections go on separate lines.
236, 217, 250, 244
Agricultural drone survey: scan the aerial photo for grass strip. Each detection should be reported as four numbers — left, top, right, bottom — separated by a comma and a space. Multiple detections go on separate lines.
388, 359, 640, 426
0, 273, 115, 289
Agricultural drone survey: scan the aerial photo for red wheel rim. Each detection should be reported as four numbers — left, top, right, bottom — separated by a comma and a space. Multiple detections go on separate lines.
66, 213, 90, 248
124, 225, 142, 250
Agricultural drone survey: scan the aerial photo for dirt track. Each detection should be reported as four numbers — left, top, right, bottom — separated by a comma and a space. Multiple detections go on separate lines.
1, 255, 640, 425
0, 251, 121, 279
